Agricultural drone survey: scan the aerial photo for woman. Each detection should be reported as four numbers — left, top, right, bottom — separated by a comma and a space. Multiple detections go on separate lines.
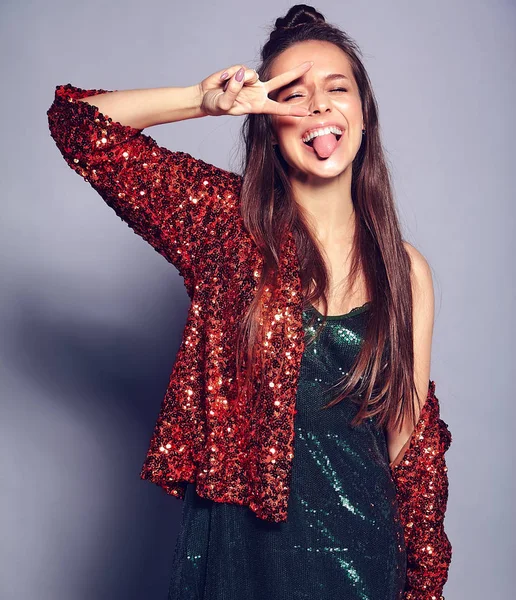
47, 4, 452, 599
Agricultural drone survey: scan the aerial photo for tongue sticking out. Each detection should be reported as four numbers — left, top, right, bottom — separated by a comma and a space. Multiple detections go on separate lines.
311, 133, 339, 158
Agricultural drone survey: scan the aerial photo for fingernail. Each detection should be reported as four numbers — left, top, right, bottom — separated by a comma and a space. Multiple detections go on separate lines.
220, 71, 229, 80
235, 67, 245, 82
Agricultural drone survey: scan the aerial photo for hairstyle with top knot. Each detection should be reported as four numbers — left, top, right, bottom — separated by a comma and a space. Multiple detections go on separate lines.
235, 4, 422, 433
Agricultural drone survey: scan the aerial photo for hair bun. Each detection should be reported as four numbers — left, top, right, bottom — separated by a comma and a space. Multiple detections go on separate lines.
274, 4, 326, 31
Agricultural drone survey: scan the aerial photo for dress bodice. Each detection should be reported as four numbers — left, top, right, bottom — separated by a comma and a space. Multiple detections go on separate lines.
168, 301, 406, 599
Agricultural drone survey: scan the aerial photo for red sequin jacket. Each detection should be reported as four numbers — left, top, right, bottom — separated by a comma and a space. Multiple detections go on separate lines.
47, 83, 453, 599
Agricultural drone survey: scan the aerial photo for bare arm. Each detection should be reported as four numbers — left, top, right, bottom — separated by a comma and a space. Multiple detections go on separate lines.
387, 241, 435, 467
77, 84, 205, 130
77, 59, 313, 130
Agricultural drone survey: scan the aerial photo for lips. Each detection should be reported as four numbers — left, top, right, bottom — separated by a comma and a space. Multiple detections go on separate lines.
301, 122, 346, 142
302, 131, 342, 148
302, 129, 345, 159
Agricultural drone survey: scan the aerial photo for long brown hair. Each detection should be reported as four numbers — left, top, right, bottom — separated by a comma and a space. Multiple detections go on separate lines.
234, 4, 421, 432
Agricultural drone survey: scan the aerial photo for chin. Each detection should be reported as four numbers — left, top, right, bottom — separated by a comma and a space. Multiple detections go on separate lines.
297, 158, 353, 180
282, 145, 356, 179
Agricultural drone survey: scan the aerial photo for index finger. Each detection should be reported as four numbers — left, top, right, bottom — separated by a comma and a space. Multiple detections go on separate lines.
263, 97, 311, 117
264, 61, 314, 95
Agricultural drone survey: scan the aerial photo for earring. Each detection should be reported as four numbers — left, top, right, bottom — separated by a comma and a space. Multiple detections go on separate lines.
362, 128, 366, 135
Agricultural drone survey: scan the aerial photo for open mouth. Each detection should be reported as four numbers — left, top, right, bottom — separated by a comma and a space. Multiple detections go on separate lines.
303, 133, 342, 147
302, 132, 343, 159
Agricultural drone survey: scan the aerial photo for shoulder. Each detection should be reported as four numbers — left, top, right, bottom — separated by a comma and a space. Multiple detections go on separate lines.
402, 241, 435, 359
402, 241, 434, 305
402, 242, 435, 413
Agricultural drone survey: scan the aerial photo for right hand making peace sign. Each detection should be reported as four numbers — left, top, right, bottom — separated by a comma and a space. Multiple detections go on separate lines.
198, 61, 314, 118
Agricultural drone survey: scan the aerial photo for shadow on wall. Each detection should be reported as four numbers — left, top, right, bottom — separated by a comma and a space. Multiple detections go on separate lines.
3, 278, 191, 600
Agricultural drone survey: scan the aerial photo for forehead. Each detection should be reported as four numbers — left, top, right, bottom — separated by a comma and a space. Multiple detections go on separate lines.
270, 40, 353, 78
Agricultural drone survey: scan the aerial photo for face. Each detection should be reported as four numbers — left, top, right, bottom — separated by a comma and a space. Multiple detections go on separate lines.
269, 40, 364, 180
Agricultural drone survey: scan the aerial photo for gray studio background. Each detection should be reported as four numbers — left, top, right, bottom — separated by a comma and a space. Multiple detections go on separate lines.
1, 0, 514, 598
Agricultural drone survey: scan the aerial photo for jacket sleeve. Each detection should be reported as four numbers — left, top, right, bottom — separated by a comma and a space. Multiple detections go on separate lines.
390, 380, 453, 600
47, 83, 242, 294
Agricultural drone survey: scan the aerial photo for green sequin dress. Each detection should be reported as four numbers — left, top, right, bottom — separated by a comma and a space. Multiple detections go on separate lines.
168, 302, 407, 600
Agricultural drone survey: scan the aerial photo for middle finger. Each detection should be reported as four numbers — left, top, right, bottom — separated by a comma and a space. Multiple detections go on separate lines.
265, 61, 314, 94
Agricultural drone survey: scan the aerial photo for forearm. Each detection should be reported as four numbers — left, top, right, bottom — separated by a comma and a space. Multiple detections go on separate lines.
78, 84, 206, 129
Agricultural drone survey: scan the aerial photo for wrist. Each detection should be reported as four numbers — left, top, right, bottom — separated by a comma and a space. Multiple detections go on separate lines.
185, 83, 207, 119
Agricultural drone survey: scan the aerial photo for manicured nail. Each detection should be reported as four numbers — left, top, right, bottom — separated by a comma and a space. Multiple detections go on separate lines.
235, 67, 245, 82
220, 71, 229, 80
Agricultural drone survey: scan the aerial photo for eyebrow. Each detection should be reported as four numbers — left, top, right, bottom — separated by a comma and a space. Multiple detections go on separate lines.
277, 72, 351, 94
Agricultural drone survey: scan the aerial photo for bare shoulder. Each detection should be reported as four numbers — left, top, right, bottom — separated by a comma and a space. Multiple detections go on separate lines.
403, 242, 435, 414
402, 241, 434, 304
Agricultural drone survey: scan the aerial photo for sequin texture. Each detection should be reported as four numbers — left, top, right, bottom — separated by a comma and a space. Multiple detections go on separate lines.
47, 84, 452, 598
168, 305, 406, 599
389, 381, 452, 600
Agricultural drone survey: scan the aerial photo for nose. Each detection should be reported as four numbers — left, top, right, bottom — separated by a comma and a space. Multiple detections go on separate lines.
309, 89, 331, 115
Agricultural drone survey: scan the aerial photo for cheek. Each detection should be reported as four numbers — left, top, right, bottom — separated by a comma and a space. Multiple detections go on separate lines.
274, 120, 301, 147
274, 114, 296, 129
336, 96, 362, 116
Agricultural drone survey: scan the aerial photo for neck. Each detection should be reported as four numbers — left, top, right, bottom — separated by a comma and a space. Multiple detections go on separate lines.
289, 166, 355, 244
